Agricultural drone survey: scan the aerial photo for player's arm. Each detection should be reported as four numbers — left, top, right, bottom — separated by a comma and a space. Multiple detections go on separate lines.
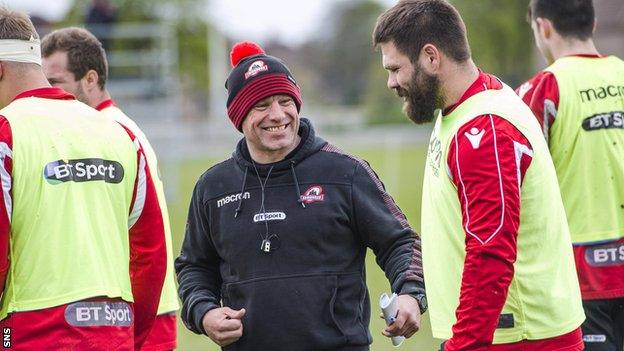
351, 160, 424, 296
0, 116, 12, 296
123, 128, 167, 350
351, 159, 424, 338
175, 179, 224, 335
516, 72, 559, 142
443, 115, 533, 351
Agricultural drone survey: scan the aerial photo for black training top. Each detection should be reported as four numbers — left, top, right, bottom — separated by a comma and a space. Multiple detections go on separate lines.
176, 118, 424, 351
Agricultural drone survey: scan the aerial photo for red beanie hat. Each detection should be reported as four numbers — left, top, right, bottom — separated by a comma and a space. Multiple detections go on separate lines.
225, 41, 303, 131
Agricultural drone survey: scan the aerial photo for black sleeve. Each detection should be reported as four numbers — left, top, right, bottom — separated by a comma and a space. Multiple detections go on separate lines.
351, 161, 425, 296
175, 179, 222, 335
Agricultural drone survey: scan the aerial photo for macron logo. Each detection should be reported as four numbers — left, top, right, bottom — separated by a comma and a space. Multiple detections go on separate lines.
464, 127, 485, 149
217, 192, 250, 208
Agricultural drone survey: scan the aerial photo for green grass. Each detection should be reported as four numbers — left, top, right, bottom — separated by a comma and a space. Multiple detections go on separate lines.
164, 144, 442, 350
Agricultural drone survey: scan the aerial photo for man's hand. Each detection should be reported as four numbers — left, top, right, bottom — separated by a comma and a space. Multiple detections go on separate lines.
202, 307, 246, 347
381, 294, 421, 339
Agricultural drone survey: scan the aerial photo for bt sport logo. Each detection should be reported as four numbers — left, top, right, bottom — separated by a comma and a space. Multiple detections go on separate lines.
44, 158, 124, 184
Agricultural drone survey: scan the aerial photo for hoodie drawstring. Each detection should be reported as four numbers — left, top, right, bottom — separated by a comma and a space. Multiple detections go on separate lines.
234, 166, 248, 218
290, 161, 306, 208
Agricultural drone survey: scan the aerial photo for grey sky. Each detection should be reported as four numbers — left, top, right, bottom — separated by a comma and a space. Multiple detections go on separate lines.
5, 0, 72, 20
5, 0, 396, 45
211, 0, 395, 44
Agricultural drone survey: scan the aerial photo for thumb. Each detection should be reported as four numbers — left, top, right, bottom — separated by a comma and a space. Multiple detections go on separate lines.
224, 307, 246, 319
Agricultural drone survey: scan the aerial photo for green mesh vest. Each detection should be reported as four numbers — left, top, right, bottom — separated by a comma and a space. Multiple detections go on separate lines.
545, 56, 624, 244
421, 85, 584, 343
0, 97, 137, 319
101, 105, 179, 314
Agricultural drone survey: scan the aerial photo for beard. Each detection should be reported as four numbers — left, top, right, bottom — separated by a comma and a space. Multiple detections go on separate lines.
396, 69, 443, 124
73, 83, 88, 105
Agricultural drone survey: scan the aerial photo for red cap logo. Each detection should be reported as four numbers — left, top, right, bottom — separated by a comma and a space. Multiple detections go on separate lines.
244, 60, 268, 79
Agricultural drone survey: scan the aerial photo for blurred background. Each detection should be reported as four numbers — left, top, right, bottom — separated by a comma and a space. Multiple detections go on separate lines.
9, 0, 624, 349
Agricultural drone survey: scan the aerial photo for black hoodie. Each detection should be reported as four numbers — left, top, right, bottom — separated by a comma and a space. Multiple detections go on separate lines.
176, 118, 424, 351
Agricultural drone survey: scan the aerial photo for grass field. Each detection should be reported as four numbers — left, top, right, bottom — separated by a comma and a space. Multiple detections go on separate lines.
164, 143, 442, 350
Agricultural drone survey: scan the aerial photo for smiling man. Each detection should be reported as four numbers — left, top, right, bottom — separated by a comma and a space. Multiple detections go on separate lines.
175, 41, 425, 351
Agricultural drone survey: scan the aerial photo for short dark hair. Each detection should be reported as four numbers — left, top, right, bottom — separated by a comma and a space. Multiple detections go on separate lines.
528, 0, 594, 40
41, 27, 108, 89
0, 7, 39, 41
373, 0, 471, 64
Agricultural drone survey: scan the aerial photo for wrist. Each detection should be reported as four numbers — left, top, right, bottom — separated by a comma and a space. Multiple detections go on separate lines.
409, 292, 427, 314
397, 281, 427, 313
193, 301, 219, 335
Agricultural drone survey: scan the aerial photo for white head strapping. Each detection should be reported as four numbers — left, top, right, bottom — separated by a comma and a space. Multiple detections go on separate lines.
0, 36, 41, 65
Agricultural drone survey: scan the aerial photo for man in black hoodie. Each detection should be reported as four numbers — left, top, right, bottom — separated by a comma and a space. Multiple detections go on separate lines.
175, 41, 425, 351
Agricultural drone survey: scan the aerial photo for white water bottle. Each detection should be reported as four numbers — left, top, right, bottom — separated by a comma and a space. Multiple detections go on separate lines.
380, 292, 405, 347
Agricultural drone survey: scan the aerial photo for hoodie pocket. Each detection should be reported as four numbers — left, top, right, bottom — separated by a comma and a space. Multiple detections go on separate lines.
222, 272, 369, 351
331, 272, 371, 345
